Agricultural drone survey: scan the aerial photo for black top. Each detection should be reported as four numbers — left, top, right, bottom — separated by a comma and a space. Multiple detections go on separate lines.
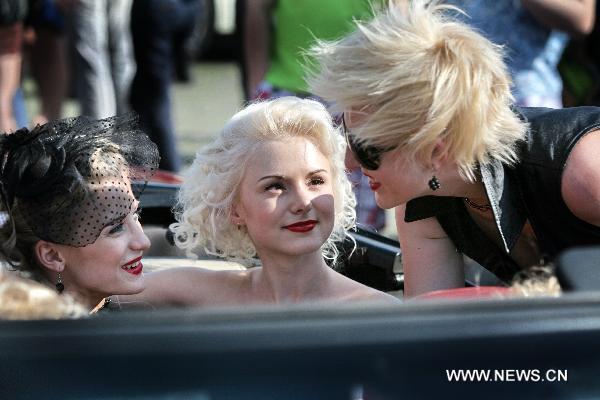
405, 107, 600, 282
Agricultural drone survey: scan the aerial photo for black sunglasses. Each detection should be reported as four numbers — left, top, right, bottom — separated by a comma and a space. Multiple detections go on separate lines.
341, 113, 395, 171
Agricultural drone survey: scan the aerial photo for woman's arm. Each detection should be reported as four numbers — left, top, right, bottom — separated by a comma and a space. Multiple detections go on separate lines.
395, 204, 464, 298
522, 0, 596, 37
561, 129, 600, 226
243, 0, 276, 99
116, 267, 228, 308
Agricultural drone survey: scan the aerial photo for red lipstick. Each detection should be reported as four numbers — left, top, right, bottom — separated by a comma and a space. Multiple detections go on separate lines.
369, 182, 381, 191
121, 256, 143, 275
283, 220, 318, 233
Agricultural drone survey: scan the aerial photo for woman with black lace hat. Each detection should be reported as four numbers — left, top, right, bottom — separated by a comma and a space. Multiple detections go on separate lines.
0, 114, 160, 312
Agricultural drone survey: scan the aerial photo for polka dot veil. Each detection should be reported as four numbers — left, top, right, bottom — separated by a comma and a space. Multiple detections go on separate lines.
0, 114, 160, 247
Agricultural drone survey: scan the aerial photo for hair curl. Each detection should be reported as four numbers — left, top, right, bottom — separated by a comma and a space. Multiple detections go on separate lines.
308, 0, 528, 180
170, 97, 356, 264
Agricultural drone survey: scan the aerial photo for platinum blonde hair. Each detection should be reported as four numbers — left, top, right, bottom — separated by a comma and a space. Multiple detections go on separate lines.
308, 0, 528, 180
170, 97, 356, 264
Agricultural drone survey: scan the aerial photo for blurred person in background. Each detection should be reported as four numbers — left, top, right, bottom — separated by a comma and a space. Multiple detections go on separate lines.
69, 0, 135, 119
129, 0, 200, 172
23, 0, 75, 125
558, 3, 600, 107
446, 0, 596, 108
243, 0, 388, 233
0, 0, 27, 133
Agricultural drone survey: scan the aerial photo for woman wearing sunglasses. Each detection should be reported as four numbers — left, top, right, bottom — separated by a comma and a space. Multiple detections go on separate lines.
309, 1, 600, 297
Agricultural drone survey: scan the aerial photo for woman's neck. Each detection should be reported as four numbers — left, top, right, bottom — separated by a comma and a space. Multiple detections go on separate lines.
253, 250, 334, 303
41, 270, 103, 312
66, 288, 105, 312
435, 165, 488, 202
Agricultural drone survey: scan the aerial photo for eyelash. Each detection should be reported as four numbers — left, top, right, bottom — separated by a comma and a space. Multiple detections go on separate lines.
309, 177, 325, 186
108, 223, 125, 235
108, 209, 142, 235
264, 177, 326, 192
265, 182, 286, 192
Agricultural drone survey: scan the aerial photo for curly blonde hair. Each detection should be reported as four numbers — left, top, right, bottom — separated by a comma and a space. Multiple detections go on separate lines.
170, 97, 356, 264
308, 0, 528, 180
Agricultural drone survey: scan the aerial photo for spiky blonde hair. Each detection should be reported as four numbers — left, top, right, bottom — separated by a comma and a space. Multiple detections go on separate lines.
309, 0, 527, 180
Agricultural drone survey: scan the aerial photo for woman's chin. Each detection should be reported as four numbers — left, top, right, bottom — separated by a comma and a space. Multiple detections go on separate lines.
374, 192, 397, 210
117, 275, 146, 295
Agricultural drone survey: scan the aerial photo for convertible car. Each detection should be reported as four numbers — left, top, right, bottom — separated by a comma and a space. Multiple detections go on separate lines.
1, 181, 599, 399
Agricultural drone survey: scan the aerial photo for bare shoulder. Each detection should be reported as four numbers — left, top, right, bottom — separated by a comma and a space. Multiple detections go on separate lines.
395, 203, 449, 240
562, 129, 600, 226
359, 287, 402, 304
394, 203, 458, 264
395, 204, 464, 297
333, 271, 401, 304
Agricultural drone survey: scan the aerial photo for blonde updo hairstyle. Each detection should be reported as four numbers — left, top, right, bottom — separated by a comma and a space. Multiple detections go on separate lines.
309, 0, 528, 181
171, 97, 356, 263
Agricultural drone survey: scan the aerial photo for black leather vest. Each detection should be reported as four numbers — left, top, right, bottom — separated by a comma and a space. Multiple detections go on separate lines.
405, 107, 600, 282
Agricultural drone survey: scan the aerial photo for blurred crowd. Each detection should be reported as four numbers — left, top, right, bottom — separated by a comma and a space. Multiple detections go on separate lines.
0, 0, 199, 173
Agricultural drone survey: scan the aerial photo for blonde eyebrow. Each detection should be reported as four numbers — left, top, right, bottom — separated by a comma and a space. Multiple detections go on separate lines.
257, 169, 328, 183
257, 175, 285, 183
307, 169, 327, 176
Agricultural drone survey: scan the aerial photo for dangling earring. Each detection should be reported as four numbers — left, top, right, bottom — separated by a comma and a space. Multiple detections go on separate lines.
428, 175, 441, 191
56, 272, 64, 294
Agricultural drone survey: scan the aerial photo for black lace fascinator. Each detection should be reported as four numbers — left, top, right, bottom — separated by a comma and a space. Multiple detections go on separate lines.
0, 114, 159, 256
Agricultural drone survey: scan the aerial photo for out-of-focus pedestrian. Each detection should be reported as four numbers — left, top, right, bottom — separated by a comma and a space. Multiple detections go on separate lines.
446, 0, 596, 108
70, 0, 135, 119
0, 0, 27, 133
24, 0, 75, 125
129, 0, 200, 172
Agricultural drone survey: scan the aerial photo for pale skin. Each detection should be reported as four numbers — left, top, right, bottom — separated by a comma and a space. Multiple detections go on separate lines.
34, 200, 150, 310
0, 52, 21, 133
521, 0, 596, 37
121, 137, 399, 307
345, 111, 600, 298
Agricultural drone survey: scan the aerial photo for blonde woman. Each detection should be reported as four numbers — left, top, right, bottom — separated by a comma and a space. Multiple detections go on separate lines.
133, 97, 399, 306
309, 1, 600, 297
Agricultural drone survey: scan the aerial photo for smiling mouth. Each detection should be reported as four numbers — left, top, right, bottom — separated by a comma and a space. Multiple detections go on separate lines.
283, 220, 318, 233
121, 257, 143, 275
